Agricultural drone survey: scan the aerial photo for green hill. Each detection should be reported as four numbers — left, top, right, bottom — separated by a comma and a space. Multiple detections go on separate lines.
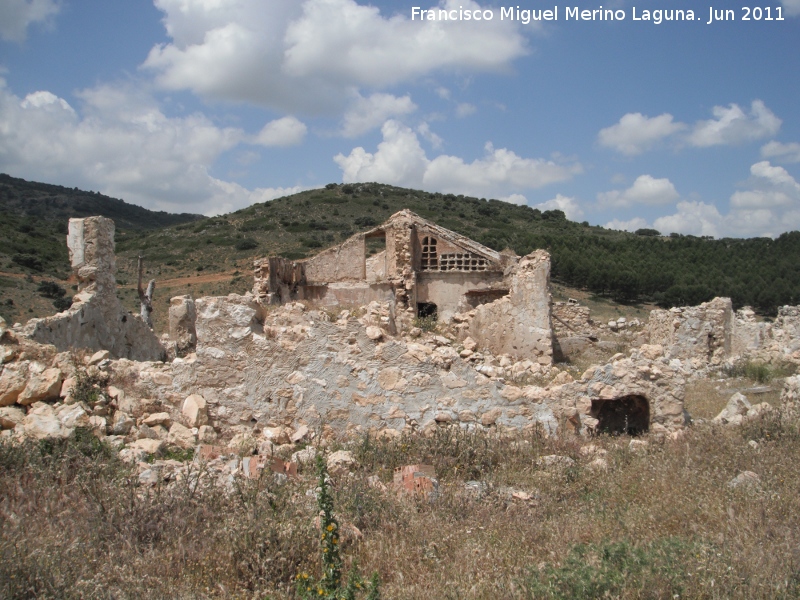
1, 178, 799, 328
0, 173, 203, 278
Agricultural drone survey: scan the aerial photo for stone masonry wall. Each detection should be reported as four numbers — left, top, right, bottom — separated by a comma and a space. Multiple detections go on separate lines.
468, 250, 554, 364
647, 297, 732, 366
129, 295, 559, 437
21, 217, 164, 362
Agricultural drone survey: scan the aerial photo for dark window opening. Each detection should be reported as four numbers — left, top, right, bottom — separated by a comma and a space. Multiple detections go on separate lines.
591, 395, 650, 435
417, 302, 438, 320
421, 236, 438, 271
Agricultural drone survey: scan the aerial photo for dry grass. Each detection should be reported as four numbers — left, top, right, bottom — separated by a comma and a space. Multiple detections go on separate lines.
3, 420, 800, 599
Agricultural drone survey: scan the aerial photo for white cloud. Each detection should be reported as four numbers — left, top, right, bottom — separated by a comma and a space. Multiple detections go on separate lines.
502, 193, 528, 205
781, 0, 800, 16
0, 0, 60, 42
534, 194, 584, 220
334, 120, 580, 199
638, 162, 800, 238
144, 0, 528, 113
688, 100, 781, 147
653, 202, 724, 237
761, 140, 800, 163
253, 116, 307, 146
598, 112, 685, 156
416, 122, 443, 150
340, 93, 417, 138
597, 175, 679, 208
455, 103, 477, 118
0, 80, 303, 215
19, 90, 74, 113
334, 120, 429, 186
605, 217, 649, 233
284, 0, 529, 87
425, 143, 581, 197
730, 161, 800, 209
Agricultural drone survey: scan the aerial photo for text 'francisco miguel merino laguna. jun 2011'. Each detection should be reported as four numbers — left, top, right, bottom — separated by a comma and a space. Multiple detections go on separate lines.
410, 6, 787, 25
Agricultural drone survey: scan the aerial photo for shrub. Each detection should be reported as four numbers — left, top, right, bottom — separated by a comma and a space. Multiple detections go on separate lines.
235, 238, 259, 251
723, 359, 796, 384
12, 253, 43, 271
412, 315, 437, 333
521, 538, 700, 599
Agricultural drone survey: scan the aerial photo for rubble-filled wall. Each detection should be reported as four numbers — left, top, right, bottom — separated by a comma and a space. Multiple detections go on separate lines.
133, 295, 560, 437
304, 234, 366, 283
731, 307, 772, 357
467, 250, 554, 364
21, 217, 164, 362
121, 294, 688, 440
552, 301, 592, 336
547, 344, 686, 433
647, 297, 732, 365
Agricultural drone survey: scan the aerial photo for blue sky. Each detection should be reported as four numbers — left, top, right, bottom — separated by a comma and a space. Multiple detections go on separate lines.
1, 0, 799, 237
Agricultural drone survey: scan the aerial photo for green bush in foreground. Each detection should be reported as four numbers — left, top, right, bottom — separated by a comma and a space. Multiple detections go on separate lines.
521, 538, 701, 599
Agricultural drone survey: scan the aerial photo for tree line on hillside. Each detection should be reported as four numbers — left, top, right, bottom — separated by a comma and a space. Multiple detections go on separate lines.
489, 225, 800, 315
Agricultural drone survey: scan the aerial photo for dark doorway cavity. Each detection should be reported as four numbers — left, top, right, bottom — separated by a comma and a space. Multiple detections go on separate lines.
591, 395, 650, 435
417, 302, 438, 320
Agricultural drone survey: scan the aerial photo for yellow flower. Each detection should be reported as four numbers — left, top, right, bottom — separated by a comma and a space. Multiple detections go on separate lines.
327, 524, 334, 531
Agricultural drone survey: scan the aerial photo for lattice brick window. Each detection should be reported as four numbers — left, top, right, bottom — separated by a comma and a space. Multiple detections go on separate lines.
438, 252, 488, 271
421, 236, 438, 270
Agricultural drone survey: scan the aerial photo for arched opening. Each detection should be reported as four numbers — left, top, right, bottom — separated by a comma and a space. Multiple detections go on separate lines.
591, 395, 650, 435
417, 302, 438, 320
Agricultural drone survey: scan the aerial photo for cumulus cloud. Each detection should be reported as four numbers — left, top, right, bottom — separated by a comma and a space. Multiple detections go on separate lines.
253, 116, 307, 146
340, 93, 417, 137
730, 161, 800, 209
0, 80, 303, 215
597, 175, 680, 208
144, 0, 528, 114
334, 120, 580, 199
534, 194, 584, 220
653, 202, 725, 237
605, 217, 649, 233
598, 113, 685, 156
761, 140, 800, 163
620, 162, 800, 238
688, 100, 781, 147
455, 103, 477, 118
284, 0, 528, 87
0, 0, 60, 42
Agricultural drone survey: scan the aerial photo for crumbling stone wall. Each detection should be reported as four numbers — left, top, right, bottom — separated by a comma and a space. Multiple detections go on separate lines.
467, 250, 554, 364
552, 301, 592, 336
304, 234, 366, 282
133, 295, 560, 437
21, 217, 164, 362
647, 297, 732, 365
547, 344, 686, 434
169, 295, 197, 356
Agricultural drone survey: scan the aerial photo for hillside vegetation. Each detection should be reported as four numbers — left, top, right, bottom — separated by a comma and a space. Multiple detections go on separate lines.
1, 177, 799, 327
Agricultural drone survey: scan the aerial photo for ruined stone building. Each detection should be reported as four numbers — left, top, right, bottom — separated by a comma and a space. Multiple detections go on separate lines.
252, 210, 555, 364
3, 213, 706, 445
253, 210, 518, 324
